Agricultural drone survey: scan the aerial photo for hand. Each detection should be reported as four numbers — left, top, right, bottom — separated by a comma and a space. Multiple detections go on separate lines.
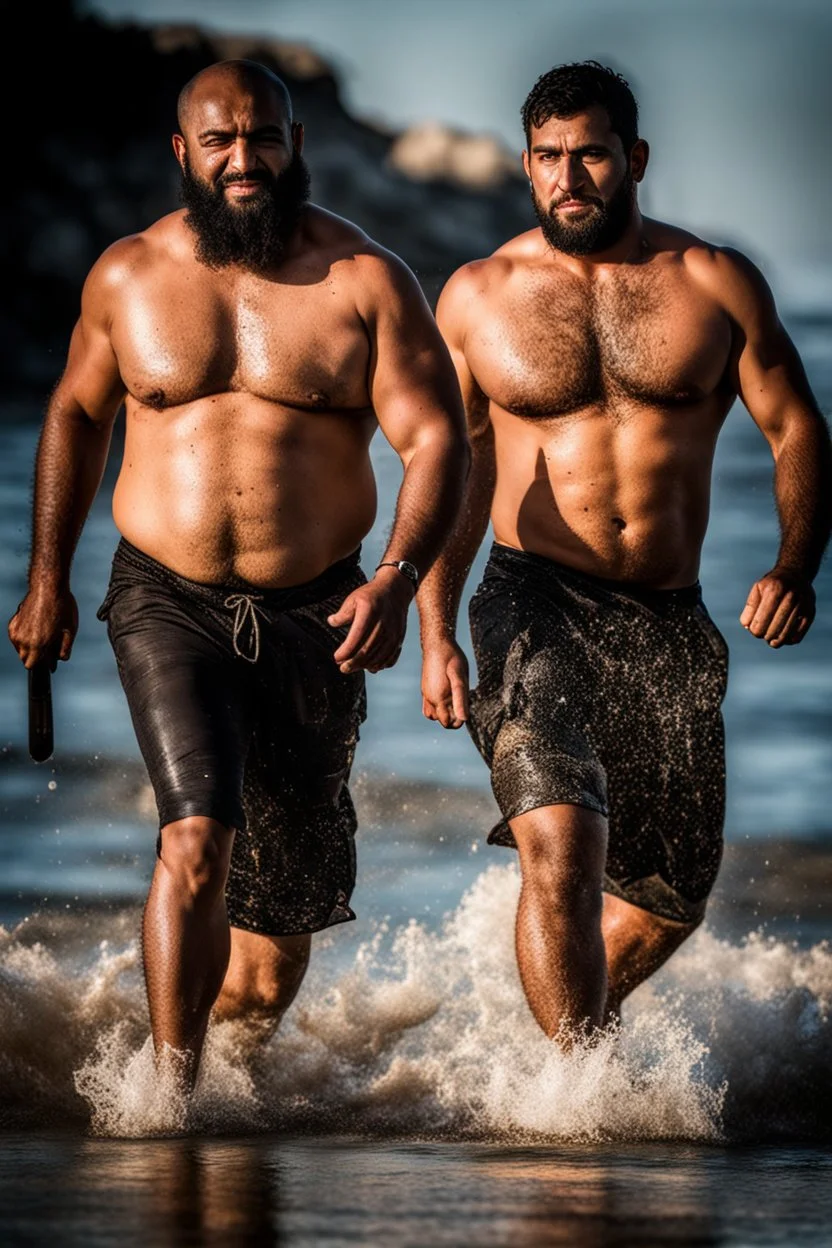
740, 568, 816, 647
8, 585, 79, 670
421, 637, 470, 728
328, 567, 413, 674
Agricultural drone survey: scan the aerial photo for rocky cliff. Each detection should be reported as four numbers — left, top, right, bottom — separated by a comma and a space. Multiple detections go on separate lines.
5, 1, 530, 400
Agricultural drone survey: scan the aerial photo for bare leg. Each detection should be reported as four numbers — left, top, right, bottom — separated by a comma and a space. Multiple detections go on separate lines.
511, 804, 609, 1043
602, 892, 700, 1020
213, 927, 311, 1041
142, 815, 235, 1087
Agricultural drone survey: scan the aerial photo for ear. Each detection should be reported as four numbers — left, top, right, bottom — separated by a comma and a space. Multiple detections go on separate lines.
630, 138, 649, 183
172, 133, 187, 170
522, 148, 531, 180
292, 121, 305, 155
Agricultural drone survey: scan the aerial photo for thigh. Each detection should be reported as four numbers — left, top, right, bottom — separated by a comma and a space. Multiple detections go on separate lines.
226, 683, 366, 938
106, 585, 253, 831
601, 605, 728, 924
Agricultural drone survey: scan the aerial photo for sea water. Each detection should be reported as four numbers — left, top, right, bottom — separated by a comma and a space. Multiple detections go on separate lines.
1, 315, 831, 1243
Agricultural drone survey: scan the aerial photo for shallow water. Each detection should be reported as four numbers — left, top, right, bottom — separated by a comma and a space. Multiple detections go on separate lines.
1, 315, 832, 1242
2, 1134, 831, 1247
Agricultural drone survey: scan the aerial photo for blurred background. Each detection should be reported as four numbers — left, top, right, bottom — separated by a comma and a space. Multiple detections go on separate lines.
2, 0, 831, 927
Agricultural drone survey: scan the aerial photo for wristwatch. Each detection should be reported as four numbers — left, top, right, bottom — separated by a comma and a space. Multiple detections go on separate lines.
376, 559, 419, 590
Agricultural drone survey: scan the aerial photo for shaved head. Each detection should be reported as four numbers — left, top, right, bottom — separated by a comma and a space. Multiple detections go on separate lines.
177, 60, 293, 133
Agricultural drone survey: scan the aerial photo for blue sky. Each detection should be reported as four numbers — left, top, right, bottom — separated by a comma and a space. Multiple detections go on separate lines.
84, 0, 832, 309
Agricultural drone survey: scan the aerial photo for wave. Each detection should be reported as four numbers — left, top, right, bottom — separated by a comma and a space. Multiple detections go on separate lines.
1, 864, 829, 1143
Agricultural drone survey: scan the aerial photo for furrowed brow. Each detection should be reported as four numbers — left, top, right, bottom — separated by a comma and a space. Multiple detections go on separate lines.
197, 125, 286, 142
531, 143, 613, 157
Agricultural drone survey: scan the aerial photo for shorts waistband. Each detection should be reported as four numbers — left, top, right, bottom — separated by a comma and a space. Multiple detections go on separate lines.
110, 538, 362, 612
486, 542, 702, 609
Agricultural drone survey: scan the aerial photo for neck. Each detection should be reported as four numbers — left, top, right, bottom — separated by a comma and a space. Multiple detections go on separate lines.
550, 207, 647, 274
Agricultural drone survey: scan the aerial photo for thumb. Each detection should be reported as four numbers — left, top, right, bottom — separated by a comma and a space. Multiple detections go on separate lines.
328, 596, 356, 629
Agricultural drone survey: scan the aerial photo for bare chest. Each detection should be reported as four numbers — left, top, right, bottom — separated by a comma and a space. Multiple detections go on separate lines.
468, 268, 733, 419
111, 270, 371, 412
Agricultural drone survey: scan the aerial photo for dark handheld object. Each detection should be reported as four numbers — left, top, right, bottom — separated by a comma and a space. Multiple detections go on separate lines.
28, 665, 54, 762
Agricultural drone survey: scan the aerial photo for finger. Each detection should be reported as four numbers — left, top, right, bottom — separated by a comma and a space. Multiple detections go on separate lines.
783, 612, 813, 646
740, 584, 762, 628
764, 593, 796, 643
333, 604, 374, 664
327, 597, 356, 630
422, 695, 438, 721
339, 620, 385, 671
59, 628, 74, 662
747, 586, 784, 637
449, 671, 469, 724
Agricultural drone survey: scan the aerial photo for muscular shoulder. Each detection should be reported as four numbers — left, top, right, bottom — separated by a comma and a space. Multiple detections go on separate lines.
301, 206, 429, 317
81, 212, 189, 317
435, 243, 525, 345
647, 220, 778, 327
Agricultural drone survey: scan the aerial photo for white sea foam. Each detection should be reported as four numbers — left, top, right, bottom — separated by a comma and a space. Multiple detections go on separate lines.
1, 864, 830, 1141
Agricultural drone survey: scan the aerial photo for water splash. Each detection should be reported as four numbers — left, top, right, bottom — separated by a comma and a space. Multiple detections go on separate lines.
1, 865, 829, 1141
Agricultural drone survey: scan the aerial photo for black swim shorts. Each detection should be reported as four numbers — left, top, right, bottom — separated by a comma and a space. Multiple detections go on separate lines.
467, 543, 729, 924
98, 538, 367, 937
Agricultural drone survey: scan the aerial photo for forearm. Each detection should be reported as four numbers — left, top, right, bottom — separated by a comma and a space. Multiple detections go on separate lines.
771, 414, 832, 580
418, 428, 496, 644
380, 429, 469, 577
28, 399, 115, 590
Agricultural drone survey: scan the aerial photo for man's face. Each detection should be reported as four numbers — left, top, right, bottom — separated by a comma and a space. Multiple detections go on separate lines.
173, 77, 310, 271
523, 105, 641, 256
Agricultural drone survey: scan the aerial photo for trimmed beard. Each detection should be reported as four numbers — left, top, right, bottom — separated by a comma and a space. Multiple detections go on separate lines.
180, 150, 311, 272
532, 172, 635, 257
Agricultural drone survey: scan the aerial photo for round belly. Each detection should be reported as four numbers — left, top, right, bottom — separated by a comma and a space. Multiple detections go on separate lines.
113, 398, 378, 586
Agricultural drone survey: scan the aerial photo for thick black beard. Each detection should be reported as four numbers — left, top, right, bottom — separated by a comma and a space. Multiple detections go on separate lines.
180, 151, 311, 272
533, 172, 635, 257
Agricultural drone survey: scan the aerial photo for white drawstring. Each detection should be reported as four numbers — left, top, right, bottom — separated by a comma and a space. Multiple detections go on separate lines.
224, 593, 266, 663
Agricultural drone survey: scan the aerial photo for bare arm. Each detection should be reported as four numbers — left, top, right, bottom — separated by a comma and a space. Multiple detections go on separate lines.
328, 250, 469, 674
720, 250, 832, 647
418, 267, 497, 727
9, 251, 126, 668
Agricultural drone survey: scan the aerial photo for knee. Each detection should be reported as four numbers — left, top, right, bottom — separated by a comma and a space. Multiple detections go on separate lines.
221, 939, 311, 1020
514, 817, 605, 921
159, 816, 234, 903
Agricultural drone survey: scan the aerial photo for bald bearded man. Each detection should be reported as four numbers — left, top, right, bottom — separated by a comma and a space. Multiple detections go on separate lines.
418, 61, 831, 1044
9, 60, 468, 1090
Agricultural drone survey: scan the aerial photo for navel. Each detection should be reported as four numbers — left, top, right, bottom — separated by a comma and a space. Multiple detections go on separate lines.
611, 516, 627, 532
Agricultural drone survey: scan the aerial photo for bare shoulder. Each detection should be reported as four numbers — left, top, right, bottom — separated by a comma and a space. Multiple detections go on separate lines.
646, 220, 778, 323
435, 236, 530, 336
83, 212, 189, 306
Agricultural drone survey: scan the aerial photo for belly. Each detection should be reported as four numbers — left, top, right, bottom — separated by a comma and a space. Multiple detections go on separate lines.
490, 402, 725, 588
112, 395, 378, 585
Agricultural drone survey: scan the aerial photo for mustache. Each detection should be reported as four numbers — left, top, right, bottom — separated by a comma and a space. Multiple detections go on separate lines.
217, 170, 272, 189
551, 193, 603, 210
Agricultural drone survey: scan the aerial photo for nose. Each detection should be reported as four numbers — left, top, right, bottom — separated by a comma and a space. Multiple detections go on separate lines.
557, 153, 584, 194
226, 137, 256, 175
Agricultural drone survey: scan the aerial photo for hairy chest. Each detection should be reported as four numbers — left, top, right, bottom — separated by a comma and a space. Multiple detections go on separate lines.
467, 268, 733, 419
111, 270, 371, 412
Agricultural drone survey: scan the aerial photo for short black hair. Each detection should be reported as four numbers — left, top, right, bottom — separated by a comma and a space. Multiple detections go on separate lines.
521, 61, 639, 153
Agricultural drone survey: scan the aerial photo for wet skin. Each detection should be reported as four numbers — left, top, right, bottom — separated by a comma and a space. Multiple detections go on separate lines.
8, 63, 468, 1088
416, 103, 831, 1040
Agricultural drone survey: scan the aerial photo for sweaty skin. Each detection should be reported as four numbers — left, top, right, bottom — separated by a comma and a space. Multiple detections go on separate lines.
420, 107, 831, 720
418, 103, 832, 1042
9, 61, 468, 1090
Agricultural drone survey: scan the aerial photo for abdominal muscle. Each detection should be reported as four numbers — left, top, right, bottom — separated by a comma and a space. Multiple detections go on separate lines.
490, 403, 723, 589
112, 394, 378, 586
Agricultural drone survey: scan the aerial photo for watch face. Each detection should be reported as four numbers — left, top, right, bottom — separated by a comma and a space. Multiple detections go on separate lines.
399, 561, 419, 585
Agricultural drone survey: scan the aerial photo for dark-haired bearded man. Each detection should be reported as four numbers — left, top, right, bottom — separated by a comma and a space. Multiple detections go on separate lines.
9, 59, 468, 1090
418, 61, 831, 1043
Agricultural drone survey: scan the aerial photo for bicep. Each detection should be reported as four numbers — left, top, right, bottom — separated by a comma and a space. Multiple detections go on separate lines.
365, 260, 466, 456
725, 253, 821, 444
